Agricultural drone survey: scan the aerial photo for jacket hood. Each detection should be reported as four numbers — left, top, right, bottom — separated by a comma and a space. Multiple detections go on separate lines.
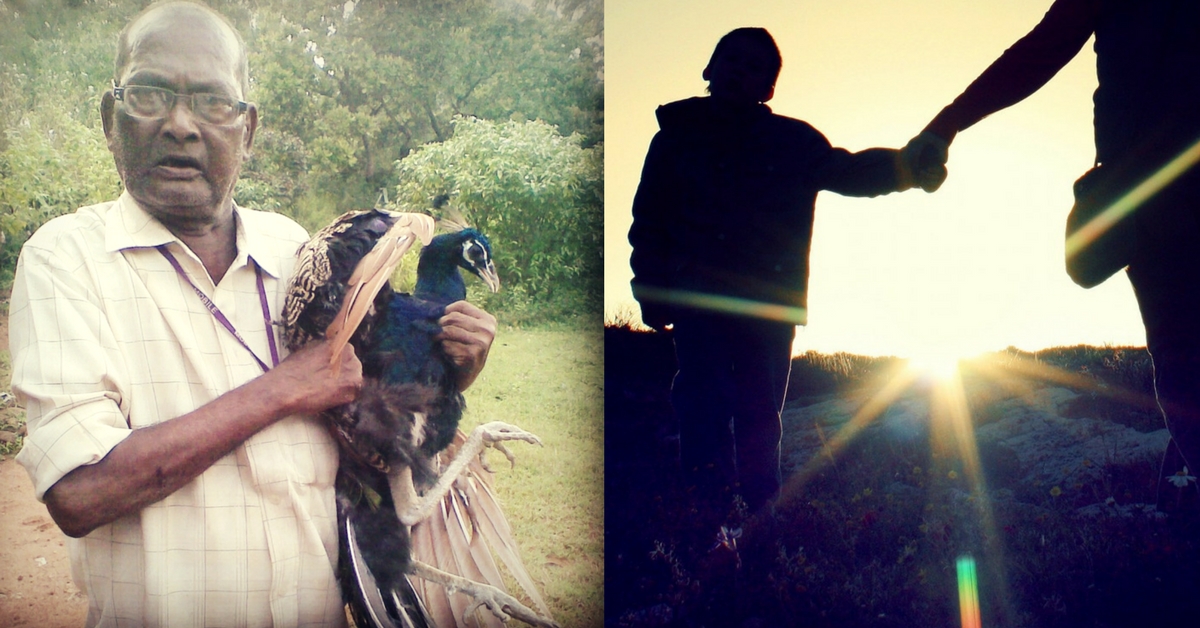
655, 96, 773, 132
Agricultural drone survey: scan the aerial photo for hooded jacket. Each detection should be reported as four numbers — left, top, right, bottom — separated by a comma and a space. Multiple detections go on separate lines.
628, 96, 904, 325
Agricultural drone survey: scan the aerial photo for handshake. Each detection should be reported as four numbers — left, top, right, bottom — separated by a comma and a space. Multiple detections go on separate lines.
900, 130, 951, 193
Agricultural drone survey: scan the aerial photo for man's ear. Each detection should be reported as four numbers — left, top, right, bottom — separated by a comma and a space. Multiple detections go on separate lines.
101, 91, 116, 149
241, 104, 258, 161
702, 65, 711, 82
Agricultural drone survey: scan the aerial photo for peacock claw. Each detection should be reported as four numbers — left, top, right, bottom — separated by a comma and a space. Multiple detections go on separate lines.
476, 448, 497, 474
400, 422, 542, 527
475, 421, 544, 469
411, 560, 560, 628
464, 591, 561, 628
477, 420, 544, 446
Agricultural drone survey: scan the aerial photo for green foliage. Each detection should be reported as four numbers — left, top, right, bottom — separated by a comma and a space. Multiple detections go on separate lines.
246, 0, 603, 211
0, 1, 129, 286
235, 126, 310, 214
0, 95, 121, 288
394, 116, 602, 324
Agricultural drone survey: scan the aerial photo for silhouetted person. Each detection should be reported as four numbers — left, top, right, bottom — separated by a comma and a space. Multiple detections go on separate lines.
907, 0, 1200, 510
629, 28, 937, 515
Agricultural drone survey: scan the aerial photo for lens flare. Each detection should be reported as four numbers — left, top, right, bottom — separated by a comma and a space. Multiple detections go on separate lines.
630, 285, 808, 325
957, 554, 982, 628
1065, 136, 1200, 261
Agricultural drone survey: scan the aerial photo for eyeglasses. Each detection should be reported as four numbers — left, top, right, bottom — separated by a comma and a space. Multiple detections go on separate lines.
112, 82, 249, 126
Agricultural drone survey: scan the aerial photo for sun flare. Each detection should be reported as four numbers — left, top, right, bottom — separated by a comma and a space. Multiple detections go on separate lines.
906, 349, 964, 382
905, 343, 988, 383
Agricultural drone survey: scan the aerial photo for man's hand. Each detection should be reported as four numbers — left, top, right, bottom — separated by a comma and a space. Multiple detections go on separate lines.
640, 303, 673, 332
437, 300, 497, 391
266, 339, 364, 416
902, 131, 951, 192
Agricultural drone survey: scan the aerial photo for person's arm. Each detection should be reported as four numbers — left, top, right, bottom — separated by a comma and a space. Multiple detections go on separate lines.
437, 300, 497, 392
628, 131, 677, 330
810, 125, 912, 198
44, 341, 362, 538
924, 0, 1100, 142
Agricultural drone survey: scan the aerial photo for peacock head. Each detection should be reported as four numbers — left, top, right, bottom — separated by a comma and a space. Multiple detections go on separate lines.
456, 228, 500, 293
425, 228, 500, 294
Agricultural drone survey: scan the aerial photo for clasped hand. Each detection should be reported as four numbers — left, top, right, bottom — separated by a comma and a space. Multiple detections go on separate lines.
901, 130, 950, 192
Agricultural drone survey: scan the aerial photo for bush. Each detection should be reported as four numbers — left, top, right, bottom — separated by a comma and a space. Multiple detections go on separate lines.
393, 117, 602, 325
0, 105, 120, 288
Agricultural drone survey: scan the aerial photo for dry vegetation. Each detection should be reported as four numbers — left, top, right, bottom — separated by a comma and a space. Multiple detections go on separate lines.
606, 324, 1200, 627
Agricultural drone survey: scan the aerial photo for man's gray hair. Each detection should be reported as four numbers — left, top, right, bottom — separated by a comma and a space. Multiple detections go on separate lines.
113, 0, 250, 97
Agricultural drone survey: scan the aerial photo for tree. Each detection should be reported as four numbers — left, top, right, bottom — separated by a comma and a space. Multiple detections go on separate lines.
0, 0, 128, 287
245, 0, 603, 212
393, 116, 601, 323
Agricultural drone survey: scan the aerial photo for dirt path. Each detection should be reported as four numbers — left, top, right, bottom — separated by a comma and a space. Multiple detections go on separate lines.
0, 459, 88, 627
0, 303, 89, 626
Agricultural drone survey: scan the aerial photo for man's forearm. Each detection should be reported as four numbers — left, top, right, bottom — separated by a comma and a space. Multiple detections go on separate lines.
43, 339, 362, 538
44, 373, 299, 537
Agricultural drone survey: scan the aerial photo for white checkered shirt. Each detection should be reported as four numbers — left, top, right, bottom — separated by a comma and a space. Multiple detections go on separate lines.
11, 193, 347, 627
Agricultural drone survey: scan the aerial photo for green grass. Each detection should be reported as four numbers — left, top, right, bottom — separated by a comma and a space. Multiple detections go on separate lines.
463, 322, 604, 627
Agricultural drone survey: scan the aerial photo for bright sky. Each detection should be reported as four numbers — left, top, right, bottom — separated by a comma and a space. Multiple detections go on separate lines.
605, 0, 1148, 359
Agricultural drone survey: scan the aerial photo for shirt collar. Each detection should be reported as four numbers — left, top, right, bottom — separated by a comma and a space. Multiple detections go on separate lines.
104, 191, 284, 279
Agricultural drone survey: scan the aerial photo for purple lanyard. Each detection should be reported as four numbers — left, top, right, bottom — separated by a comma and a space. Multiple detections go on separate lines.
156, 245, 280, 373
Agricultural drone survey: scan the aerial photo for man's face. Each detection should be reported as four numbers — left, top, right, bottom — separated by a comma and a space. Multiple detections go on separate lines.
705, 38, 778, 105
103, 12, 256, 227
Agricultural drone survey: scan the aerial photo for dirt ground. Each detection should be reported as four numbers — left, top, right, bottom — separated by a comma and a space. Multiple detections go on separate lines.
0, 459, 88, 627
0, 311, 89, 627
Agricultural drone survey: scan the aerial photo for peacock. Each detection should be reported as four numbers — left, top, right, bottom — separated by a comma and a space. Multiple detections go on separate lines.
281, 208, 557, 628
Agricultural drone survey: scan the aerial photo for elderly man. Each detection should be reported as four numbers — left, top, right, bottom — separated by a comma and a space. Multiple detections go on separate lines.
9, 2, 495, 625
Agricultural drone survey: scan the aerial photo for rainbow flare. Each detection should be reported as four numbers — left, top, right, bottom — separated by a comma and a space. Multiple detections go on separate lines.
957, 554, 982, 628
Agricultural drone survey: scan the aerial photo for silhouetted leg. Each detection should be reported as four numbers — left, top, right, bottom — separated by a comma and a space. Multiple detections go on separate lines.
728, 317, 794, 512
1149, 348, 1200, 513
1127, 169, 1200, 511
672, 314, 738, 501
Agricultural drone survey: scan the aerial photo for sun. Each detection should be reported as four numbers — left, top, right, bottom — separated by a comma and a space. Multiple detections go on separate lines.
902, 339, 988, 383
906, 348, 964, 381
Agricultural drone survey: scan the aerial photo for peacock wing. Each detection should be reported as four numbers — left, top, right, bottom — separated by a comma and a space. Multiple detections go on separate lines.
326, 212, 436, 368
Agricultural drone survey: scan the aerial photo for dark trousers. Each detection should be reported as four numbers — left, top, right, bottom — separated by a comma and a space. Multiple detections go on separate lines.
1126, 165, 1200, 508
670, 313, 794, 511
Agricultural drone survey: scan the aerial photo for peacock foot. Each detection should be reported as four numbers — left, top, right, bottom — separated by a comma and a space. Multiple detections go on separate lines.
399, 422, 542, 527
472, 421, 543, 471
410, 560, 560, 628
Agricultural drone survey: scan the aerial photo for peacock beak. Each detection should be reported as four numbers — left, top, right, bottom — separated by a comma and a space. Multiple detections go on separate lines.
477, 260, 500, 293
